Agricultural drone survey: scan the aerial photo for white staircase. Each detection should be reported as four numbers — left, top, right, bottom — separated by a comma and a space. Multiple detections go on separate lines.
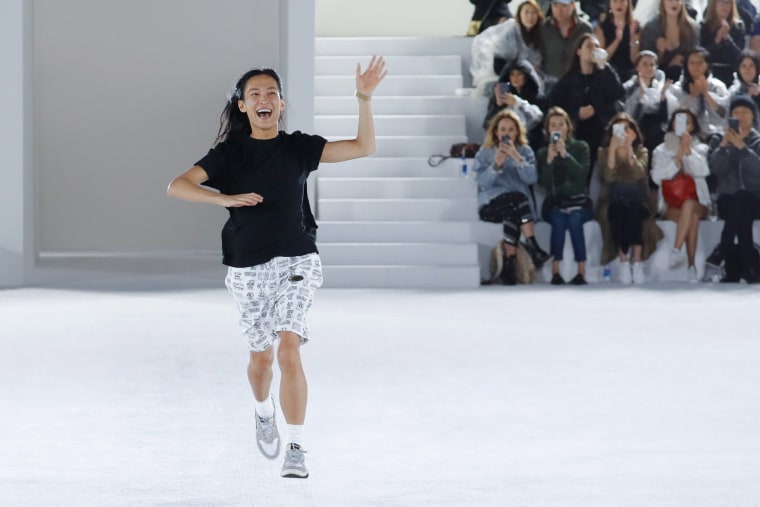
315, 37, 481, 288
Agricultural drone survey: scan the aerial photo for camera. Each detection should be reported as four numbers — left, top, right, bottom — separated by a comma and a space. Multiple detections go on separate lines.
550, 131, 561, 143
500, 134, 511, 144
729, 117, 739, 132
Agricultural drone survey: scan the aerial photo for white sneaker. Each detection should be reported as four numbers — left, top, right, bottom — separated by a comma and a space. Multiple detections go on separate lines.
619, 261, 632, 284
687, 265, 699, 283
632, 262, 645, 284
669, 247, 687, 268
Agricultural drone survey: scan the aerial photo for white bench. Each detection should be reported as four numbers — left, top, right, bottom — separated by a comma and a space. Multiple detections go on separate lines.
476, 219, 760, 283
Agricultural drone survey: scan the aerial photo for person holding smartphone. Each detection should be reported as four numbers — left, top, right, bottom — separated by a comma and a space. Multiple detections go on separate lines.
707, 95, 760, 282
595, 113, 664, 283
472, 110, 551, 284
651, 109, 711, 282
536, 107, 593, 284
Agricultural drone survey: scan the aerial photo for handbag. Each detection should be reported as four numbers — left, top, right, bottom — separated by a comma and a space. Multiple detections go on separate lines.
554, 193, 592, 211
661, 172, 697, 209
428, 143, 481, 167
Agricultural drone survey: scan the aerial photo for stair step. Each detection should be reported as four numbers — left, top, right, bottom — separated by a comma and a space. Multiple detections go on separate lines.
319, 198, 477, 221
317, 221, 481, 243
315, 75, 463, 97
316, 37, 472, 58
315, 96, 468, 115
318, 177, 473, 199
315, 114, 466, 137
321, 265, 480, 289
325, 135, 467, 158
316, 55, 462, 76
318, 157, 468, 178
318, 242, 476, 265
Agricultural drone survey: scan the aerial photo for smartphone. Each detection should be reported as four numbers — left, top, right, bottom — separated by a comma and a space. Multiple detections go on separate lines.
612, 123, 626, 140
674, 113, 687, 136
729, 117, 739, 132
501, 134, 511, 144
550, 131, 561, 143
498, 82, 511, 95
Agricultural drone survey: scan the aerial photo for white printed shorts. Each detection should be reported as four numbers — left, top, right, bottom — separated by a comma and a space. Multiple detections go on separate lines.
225, 253, 323, 352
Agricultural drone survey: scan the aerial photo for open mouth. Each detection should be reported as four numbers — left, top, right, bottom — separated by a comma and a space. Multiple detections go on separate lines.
256, 108, 273, 119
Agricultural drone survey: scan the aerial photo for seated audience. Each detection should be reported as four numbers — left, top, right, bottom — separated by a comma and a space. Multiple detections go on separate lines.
540, 0, 593, 86
667, 46, 730, 138
549, 33, 625, 177
622, 50, 671, 182
595, 0, 641, 82
708, 96, 760, 282
472, 110, 552, 285
651, 108, 711, 282
468, 0, 512, 36
700, 0, 746, 86
641, 0, 699, 80
595, 113, 664, 283
536, 107, 593, 285
470, 0, 544, 91
728, 50, 760, 110
483, 59, 545, 150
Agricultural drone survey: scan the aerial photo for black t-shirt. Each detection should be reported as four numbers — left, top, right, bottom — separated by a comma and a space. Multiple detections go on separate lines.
196, 131, 327, 267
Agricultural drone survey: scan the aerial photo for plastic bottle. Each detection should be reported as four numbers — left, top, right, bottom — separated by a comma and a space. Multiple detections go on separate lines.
460, 147, 468, 178
603, 264, 611, 282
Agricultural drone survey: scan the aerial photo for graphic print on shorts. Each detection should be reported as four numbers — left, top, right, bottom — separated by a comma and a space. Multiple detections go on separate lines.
226, 254, 322, 352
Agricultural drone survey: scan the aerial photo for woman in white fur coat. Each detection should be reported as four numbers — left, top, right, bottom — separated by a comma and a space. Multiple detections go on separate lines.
651, 107, 711, 281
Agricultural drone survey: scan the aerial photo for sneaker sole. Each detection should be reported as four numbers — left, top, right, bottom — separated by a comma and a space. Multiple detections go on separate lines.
280, 469, 309, 479
256, 438, 281, 460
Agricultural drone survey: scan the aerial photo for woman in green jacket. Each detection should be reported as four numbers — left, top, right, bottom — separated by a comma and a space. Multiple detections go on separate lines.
537, 107, 593, 285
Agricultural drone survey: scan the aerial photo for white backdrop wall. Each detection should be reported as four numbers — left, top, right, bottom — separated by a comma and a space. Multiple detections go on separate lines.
34, 0, 281, 254
316, 0, 474, 37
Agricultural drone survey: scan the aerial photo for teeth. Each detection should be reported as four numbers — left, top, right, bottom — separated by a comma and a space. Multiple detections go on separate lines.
257, 109, 272, 114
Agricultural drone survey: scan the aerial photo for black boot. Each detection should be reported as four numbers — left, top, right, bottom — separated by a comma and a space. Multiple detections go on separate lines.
523, 236, 551, 267
500, 254, 517, 285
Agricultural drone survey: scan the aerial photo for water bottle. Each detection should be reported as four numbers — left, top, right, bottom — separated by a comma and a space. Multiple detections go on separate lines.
602, 264, 611, 282
460, 147, 468, 178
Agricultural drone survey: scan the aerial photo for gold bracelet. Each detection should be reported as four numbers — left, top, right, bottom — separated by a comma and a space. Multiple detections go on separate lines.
355, 90, 371, 102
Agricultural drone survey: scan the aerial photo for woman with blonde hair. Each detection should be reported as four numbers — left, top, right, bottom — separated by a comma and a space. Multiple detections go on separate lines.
700, 0, 746, 86
640, 0, 699, 78
472, 109, 551, 284
595, 112, 664, 283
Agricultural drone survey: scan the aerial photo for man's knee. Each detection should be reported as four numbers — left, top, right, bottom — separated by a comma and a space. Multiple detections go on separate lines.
250, 348, 274, 372
277, 332, 302, 370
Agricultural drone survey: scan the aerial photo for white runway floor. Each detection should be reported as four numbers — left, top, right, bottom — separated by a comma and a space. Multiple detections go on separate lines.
2, 275, 760, 506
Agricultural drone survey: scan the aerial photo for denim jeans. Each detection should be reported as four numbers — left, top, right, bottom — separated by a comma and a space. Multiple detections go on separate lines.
543, 206, 593, 262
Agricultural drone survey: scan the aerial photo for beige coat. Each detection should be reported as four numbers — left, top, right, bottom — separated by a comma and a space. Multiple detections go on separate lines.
595, 145, 664, 264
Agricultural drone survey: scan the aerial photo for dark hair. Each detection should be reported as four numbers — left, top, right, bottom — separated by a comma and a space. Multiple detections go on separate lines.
681, 47, 711, 88
215, 68, 283, 144
566, 33, 599, 76
602, 112, 645, 148
666, 107, 702, 137
737, 49, 760, 85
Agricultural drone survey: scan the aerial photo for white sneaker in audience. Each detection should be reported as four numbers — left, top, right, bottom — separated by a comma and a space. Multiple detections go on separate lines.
669, 247, 687, 268
619, 261, 632, 284
687, 265, 699, 283
632, 262, 645, 284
